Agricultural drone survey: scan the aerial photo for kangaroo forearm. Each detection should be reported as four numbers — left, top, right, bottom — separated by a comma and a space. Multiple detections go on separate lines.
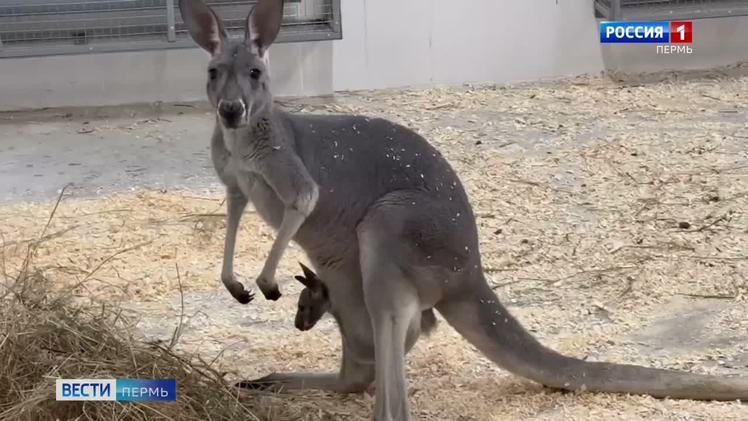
219, 192, 254, 304
221, 192, 248, 278
287, 179, 318, 216
260, 207, 307, 279
256, 154, 318, 277
256, 152, 319, 216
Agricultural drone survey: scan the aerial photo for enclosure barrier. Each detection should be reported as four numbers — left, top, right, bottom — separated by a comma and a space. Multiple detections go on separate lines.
594, 0, 748, 21
0, 0, 341, 58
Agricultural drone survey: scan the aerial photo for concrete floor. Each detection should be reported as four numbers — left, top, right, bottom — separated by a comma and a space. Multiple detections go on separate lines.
0, 103, 220, 204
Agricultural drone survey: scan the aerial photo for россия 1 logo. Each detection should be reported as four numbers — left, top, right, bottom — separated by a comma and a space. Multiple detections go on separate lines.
599, 21, 693, 54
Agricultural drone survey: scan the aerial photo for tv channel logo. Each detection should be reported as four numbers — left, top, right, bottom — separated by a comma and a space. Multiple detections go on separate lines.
669, 21, 693, 43
600, 21, 692, 44
56, 379, 177, 402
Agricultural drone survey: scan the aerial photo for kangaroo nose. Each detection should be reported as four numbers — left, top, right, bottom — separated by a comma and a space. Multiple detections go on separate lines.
218, 99, 246, 119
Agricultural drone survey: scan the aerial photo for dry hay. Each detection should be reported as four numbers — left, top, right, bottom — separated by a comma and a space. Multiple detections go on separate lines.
0, 196, 316, 421
1, 69, 748, 420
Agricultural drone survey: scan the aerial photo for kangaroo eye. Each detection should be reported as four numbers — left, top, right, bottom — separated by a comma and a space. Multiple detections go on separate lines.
208, 68, 218, 81
299, 305, 305, 312
249, 68, 261, 80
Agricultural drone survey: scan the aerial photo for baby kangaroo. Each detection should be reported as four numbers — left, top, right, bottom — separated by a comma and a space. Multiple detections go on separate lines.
294, 263, 438, 336
180, 0, 748, 419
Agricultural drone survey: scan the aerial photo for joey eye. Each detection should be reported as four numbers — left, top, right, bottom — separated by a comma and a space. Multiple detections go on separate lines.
249, 68, 261, 80
208, 68, 218, 81
299, 305, 305, 312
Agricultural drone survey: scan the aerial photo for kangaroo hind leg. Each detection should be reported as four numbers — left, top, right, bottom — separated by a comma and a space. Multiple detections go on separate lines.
358, 201, 423, 421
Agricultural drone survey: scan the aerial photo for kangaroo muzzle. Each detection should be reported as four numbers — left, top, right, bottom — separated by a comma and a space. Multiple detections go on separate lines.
217, 99, 247, 128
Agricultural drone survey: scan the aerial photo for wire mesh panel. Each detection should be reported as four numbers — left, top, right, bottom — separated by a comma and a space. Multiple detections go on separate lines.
595, 0, 748, 20
0, 0, 341, 58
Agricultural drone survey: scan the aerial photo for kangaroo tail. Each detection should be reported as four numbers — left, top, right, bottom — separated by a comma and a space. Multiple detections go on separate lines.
436, 275, 748, 401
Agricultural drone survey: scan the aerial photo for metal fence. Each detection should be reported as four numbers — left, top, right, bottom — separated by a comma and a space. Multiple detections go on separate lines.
595, 0, 748, 20
0, 0, 341, 58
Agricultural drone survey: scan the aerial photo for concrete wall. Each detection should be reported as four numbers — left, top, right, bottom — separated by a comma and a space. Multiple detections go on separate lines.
0, 43, 335, 110
331, 0, 604, 91
0, 0, 747, 111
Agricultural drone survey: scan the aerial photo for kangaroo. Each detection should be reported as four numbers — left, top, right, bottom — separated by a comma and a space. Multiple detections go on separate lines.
178, 0, 748, 419
294, 262, 438, 336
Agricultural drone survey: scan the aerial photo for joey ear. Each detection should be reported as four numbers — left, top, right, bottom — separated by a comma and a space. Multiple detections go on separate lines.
296, 263, 321, 288
298, 263, 317, 282
179, 0, 227, 55
245, 0, 284, 57
294, 275, 314, 289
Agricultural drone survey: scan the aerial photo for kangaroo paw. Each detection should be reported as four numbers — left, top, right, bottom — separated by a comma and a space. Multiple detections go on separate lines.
223, 276, 255, 304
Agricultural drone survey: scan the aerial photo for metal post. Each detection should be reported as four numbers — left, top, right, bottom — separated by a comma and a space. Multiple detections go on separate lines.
331, 0, 342, 38
612, 0, 622, 20
166, 0, 176, 42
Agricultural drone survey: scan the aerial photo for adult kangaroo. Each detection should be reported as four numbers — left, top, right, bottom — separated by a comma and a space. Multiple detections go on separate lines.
178, 0, 748, 419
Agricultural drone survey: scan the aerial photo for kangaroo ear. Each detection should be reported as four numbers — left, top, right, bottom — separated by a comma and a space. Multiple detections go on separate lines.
245, 0, 284, 57
294, 275, 313, 289
299, 262, 316, 280
296, 263, 321, 289
179, 0, 227, 55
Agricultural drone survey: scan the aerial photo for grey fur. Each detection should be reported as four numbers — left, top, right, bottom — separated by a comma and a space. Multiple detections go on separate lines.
293, 262, 438, 335
180, 0, 748, 419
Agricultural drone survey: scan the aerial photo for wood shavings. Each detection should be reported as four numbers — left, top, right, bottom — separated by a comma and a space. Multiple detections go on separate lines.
2, 71, 748, 420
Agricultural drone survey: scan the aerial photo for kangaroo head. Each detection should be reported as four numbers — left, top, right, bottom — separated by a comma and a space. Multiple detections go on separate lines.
293, 263, 330, 331
179, 0, 283, 129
